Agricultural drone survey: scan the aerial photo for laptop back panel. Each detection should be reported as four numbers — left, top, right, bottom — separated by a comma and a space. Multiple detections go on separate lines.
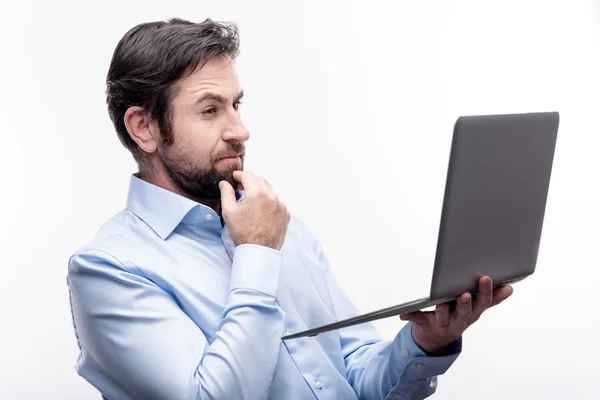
429, 112, 560, 300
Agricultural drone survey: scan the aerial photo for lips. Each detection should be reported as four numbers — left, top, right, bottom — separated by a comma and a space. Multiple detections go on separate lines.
218, 154, 242, 161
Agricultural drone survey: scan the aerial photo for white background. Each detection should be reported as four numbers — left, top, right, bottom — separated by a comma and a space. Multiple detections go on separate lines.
1, 0, 598, 399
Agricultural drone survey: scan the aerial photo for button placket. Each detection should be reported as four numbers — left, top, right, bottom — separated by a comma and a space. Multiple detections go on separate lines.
221, 226, 236, 260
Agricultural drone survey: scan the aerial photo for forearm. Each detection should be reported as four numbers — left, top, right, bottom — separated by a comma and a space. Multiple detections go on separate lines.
195, 288, 285, 399
193, 244, 287, 399
346, 323, 461, 400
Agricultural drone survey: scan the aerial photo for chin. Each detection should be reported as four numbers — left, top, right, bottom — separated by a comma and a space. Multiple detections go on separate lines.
218, 163, 243, 175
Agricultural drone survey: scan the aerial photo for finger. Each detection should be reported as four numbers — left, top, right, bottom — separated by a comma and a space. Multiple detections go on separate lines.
435, 303, 451, 328
450, 292, 472, 329
219, 180, 237, 210
232, 171, 259, 194
473, 276, 494, 315
490, 285, 514, 307
400, 311, 432, 327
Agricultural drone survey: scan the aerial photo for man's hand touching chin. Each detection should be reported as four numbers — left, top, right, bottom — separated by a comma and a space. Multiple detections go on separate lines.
400, 276, 514, 354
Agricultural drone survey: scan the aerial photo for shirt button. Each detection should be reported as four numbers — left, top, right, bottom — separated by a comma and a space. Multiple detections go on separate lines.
205, 214, 213, 221
415, 363, 425, 369
315, 380, 324, 389
285, 330, 292, 336
430, 376, 438, 388
402, 348, 409, 356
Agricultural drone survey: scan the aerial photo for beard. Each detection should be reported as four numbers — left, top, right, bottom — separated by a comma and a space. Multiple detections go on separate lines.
159, 142, 245, 200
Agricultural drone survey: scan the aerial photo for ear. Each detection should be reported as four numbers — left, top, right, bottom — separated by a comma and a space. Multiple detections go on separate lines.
124, 106, 159, 154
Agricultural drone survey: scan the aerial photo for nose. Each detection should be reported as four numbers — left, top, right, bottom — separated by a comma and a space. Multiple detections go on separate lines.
223, 112, 250, 143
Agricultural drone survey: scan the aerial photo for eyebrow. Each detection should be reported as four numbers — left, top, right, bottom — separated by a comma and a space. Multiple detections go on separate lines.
196, 90, 244, 105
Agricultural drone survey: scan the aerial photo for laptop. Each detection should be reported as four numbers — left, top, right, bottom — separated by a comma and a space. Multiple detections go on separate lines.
282, 111, 560, 340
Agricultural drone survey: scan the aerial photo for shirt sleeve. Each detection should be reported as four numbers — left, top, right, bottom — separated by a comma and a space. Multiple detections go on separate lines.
321, 246, 462, 400
67, 244, 286, 400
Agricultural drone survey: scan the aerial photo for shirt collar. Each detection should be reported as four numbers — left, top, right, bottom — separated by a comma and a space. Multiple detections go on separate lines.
125, 174, 211, 240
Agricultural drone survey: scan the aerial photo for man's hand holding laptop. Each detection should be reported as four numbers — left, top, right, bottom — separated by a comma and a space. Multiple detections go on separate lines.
401, 276, 514, 354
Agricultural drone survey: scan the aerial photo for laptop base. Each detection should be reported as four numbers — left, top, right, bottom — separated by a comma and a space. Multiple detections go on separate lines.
281, 296, 456, 340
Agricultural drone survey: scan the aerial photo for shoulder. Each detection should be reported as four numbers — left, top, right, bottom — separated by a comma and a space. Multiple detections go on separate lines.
68, 209, 152, 275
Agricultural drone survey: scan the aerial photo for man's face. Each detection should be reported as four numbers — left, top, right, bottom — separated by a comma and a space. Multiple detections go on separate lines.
158, 56, 248, 199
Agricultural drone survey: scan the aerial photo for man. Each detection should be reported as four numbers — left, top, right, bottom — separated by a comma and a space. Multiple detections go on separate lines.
67, 18, 513, 400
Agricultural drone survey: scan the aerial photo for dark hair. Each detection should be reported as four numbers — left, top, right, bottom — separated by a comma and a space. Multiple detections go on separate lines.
106, 18, 240, 171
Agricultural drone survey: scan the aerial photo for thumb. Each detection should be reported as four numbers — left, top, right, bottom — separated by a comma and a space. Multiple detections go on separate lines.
219, 180, 236, 210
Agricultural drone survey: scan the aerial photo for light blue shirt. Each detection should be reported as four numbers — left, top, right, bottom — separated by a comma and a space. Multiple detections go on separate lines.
67, 174, 461, 400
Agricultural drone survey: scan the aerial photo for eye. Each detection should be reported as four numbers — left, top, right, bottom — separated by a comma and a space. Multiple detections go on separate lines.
202, 107, 217, 116
233, 101, 243, 111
